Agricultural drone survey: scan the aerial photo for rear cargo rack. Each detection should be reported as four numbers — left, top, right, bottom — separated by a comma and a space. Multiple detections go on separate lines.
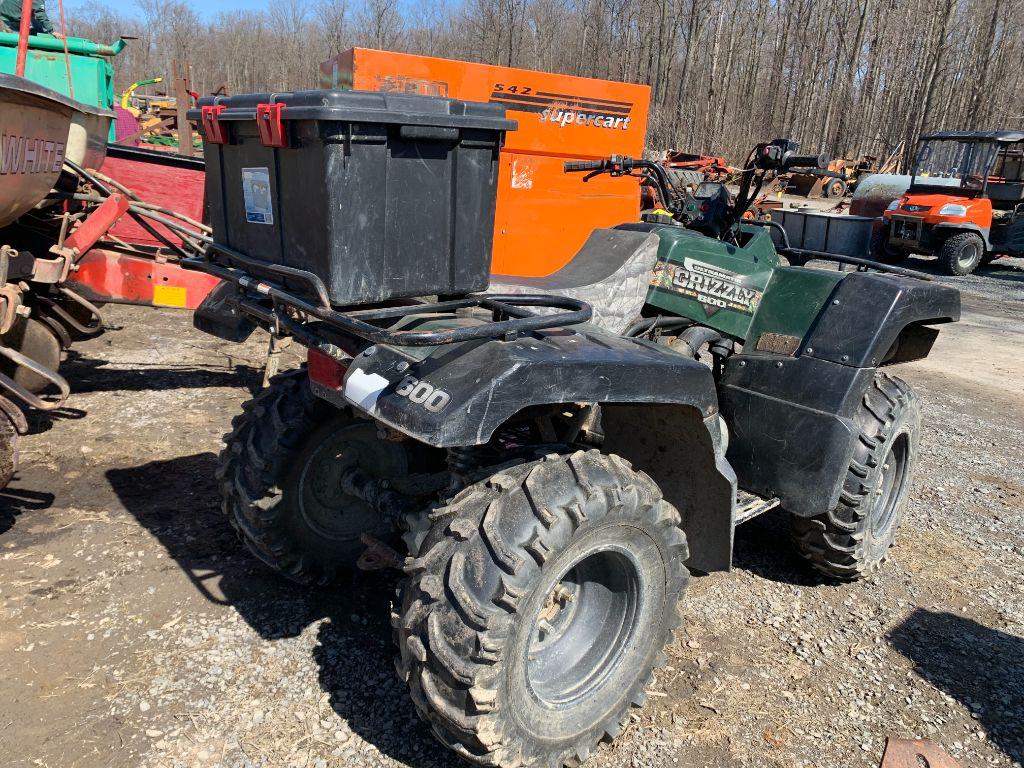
182, 247, 593, 347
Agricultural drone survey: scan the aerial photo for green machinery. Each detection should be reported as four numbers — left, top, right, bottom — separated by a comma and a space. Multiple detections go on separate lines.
645, 223, 842, 344
0, 32, 124, 139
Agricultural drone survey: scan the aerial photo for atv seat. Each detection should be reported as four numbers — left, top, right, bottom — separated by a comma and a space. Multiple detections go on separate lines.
489, 228, 660, 335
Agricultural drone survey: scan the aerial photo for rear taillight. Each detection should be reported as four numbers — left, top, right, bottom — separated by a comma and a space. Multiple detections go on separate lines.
307, 348, 347, 390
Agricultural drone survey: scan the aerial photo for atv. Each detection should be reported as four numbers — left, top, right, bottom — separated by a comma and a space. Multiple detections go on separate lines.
184, 87, 959, 768
871, 130, 1024, 275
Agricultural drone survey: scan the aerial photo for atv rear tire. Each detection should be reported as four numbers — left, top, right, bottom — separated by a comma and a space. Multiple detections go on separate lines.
791, 373, 920, 581
218, 367, 431, 585
869, 225, 908, 264
938, 231, 985, 275
395, 450, 689, 767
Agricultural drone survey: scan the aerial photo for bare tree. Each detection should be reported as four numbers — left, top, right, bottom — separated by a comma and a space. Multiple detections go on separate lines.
69, 0, 1024, 163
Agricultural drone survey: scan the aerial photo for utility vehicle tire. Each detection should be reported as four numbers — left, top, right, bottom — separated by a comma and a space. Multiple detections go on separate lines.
938, 231, 985, 275
791, 373, 920, 581
218, 367, 431, 585
0, 317, 62, 394
869, 225, 908, 264
395, 450, 689, 767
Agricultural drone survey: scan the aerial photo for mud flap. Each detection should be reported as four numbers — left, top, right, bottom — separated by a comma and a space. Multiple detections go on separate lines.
602, 403, 737, 573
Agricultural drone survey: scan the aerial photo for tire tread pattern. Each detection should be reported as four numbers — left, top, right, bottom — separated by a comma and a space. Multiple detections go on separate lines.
396, 450, 689, 767
791, 373, 920, 581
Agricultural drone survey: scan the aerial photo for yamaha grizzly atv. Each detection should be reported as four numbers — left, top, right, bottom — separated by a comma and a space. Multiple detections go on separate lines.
185, 88, 958, 767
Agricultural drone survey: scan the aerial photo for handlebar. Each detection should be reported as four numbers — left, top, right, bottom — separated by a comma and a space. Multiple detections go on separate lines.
785, 153, 829, 170
564, 160, 607, 172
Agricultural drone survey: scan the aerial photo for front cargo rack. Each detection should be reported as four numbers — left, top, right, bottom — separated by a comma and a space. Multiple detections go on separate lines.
182, 245, 593, 347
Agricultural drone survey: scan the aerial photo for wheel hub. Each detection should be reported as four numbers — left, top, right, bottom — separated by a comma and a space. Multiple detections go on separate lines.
957, 242, 980, 269
297, 422, 408, 541
533, 584, 578, 645
525, 549, 641, 708
868, 432, 910, 540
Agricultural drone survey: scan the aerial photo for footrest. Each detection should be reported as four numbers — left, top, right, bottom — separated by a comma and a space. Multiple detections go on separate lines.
735, 491, 781, 525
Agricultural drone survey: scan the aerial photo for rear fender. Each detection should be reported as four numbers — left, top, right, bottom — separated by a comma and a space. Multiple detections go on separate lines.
328, 326, 720, 447
316, 327, 739, 572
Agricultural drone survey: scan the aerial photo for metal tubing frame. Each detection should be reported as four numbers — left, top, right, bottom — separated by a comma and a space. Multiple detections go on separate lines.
183, 249, 593, 348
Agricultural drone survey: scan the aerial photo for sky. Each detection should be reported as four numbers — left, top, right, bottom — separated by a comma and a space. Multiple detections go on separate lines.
65, 0, 273, 21
183, 0, 268, 12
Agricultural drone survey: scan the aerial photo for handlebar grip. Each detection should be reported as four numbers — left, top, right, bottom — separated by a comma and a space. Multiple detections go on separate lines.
785, 153, 829, 170
564, 160, 606, 172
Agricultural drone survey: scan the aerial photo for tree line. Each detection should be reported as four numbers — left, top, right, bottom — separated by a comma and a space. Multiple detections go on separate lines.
70, 0, 1024, 164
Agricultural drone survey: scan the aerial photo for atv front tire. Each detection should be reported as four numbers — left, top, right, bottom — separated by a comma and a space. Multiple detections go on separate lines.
395, 451, 689, 767
218, 367, 430, 585
938, 231, 985, 275
791, 373, 921, 581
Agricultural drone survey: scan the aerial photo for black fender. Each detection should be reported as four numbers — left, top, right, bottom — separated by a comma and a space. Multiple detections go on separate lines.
329, 325, 720, 447
801, 271, 960, 368
720, 271, 959, 517
316, 326, 738, 573
720, 355, 874, 517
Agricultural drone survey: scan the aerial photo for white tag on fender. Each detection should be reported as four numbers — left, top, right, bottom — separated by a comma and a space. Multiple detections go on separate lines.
344, 369, 389, 413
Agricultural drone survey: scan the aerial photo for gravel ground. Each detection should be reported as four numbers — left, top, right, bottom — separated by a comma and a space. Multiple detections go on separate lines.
1, 262, 1022, 768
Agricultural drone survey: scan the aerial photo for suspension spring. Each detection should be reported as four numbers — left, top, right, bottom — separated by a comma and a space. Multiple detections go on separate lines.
447, 445, 483, 488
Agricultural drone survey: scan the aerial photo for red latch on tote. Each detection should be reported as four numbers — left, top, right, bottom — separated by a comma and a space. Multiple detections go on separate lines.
201, 105, 227, 144
256, 103, 287, 148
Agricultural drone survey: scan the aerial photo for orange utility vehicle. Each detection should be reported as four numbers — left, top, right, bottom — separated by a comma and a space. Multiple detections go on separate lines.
873, 130, 1024, 275
320, 48, 650, 277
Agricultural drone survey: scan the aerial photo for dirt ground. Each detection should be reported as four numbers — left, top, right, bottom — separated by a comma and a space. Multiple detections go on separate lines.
1, 255, 1022, 768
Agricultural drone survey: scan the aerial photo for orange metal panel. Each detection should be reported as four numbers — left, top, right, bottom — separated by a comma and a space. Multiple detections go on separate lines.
321, 48, 649, 277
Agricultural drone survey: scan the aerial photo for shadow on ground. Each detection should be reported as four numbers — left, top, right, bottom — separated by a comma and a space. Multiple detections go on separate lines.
889, 609, 1024, 763
0, 486, 56, 535
60, 351, 262, 395
729, 508, 830, 587
105, 452, 452, 767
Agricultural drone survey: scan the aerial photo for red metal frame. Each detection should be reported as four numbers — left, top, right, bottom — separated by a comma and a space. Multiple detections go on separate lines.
256, 103, 287, 148
14, 0, 31, 76
64, 194, 131, 254
66, 250, 220, 310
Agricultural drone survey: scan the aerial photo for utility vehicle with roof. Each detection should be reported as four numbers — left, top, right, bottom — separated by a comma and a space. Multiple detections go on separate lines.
872, 130, 1024, 275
